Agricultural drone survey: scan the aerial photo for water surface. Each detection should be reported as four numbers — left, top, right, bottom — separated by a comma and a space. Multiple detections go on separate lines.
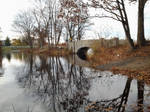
0, 53, 150, 112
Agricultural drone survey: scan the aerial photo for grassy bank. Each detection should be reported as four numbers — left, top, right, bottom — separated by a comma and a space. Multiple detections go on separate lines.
2, 47, 12, 53
1, 46, 30, 53
20, 47, 72, 56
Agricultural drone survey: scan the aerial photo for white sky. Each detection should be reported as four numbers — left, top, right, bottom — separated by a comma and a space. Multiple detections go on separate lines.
0, 0, 149, 40
0, 0, 31, 39
86, 2, 150, 40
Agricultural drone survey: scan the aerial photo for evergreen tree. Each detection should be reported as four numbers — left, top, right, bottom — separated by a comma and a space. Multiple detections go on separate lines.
5, 37, 11, 46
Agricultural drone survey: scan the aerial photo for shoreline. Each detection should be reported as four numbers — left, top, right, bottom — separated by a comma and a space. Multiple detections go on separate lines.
3, 44, 150, 84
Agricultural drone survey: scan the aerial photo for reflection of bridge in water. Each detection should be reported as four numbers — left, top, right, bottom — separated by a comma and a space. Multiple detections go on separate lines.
66, 55, 91, 67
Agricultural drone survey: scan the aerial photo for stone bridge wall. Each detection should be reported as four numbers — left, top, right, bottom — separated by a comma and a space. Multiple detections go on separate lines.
68, 38, 127, 53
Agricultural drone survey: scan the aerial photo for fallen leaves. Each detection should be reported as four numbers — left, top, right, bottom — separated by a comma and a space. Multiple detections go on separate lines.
111, 67, 150, 84
88, 45, 150, 84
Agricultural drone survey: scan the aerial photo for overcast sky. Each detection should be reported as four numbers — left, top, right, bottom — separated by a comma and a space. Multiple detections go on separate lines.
0, 0, 149, 40
0, 0, 31, 39
87, 2, 150, 40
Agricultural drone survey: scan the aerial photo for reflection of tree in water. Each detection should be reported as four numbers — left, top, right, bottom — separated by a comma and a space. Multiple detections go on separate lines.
18, 55, 90, 112
137, 80, 144, 112
18, 54, 146, 112
86, 78, 132, 112
11, 52, 28, 61
5, 53, 11, 61
0, 53, 2, 68
0, 52, 4, 76
86, 79, 145, 112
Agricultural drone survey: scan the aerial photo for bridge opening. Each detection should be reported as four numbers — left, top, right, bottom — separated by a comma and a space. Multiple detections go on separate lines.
77, 47, 90, 60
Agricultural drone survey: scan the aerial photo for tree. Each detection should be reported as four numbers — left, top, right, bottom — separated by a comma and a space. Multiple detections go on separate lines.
11, 38, 26, 46
129, 0, 148, 46
95, 24, 113, 39
5, 37, 11, 46
32, 0, 64, 47
88, 0, 135, 49
59, 0, 89, 41
137, 0, 148, 46
13, 10, 35, 49
32, 0, 50, 48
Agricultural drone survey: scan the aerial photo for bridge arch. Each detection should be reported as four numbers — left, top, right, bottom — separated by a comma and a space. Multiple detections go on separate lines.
77, 47, 90, 60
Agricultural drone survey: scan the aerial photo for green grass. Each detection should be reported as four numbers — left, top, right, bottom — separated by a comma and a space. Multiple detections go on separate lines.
1, 47, 12, 53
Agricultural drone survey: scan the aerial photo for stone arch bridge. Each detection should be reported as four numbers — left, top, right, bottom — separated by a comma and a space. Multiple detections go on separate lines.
67, 38, 125, 53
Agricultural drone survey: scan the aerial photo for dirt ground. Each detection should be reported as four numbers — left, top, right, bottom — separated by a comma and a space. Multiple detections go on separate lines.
96, 56, 150, 71
116, 56, 150, 70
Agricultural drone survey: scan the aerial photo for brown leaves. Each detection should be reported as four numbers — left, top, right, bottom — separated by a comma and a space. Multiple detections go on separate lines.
112, 67, 150, 84
89, 45, 150, 84
90, 44, 150, 65
59, 0, 88, 24
85, 101, 113, 112
60, 0, 78, 8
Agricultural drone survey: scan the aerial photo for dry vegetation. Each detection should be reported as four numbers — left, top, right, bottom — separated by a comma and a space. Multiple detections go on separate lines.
21, 47, 71, 56
37, 48, 71, 56
88, 43, 150, 84
89, 44, 150, 65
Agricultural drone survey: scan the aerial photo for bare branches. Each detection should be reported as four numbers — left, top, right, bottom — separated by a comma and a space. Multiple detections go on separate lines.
59, 0, 90, 41
88, 0, 127, 22
88, 0, 135, 49
31, 0, 64, 47
12, 10, 35, 48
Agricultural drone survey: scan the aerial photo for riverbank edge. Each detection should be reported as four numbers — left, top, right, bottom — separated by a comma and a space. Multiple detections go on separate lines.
19, 47, 72, 56
12, 44, 150, 84
88, 45, 150, 84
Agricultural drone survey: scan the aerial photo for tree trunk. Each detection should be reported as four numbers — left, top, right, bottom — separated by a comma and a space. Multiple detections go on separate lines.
117, 0, 135, 50
29, 38, 33, 49
28, 32, 33, 49
56, 29, 62, 46
125, 30, 135, 50
137, 0, 146, 46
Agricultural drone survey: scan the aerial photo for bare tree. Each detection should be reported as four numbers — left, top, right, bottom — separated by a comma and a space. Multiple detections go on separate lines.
59, 0, 89, 41
32, 0, 51, 48
33, 0, 63, 47
88, 0, 135, 49
137, 0, 148, 46
95, 24, 113, 39
52, 0, 63, 46
13, 10, 35, 49
54, 18, 63, 45
130, 0, 148, 46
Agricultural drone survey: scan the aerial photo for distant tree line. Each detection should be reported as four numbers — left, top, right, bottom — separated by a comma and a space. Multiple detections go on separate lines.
1, 37, 29, 46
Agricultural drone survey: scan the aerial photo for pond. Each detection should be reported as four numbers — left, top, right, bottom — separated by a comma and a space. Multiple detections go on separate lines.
0, 52, 150, 112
